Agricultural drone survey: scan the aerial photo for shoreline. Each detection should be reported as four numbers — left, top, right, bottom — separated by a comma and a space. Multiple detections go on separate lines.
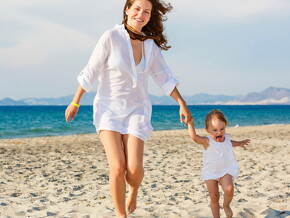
1, 123, 290, 141
0, 125, 289, 217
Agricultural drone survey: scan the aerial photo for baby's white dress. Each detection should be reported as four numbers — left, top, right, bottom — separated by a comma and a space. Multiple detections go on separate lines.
202, 134, 239, 181
77, 24, 179, 141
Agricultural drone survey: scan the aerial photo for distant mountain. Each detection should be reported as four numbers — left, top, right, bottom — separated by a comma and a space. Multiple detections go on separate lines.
184, 93, 237, 105
0, 98, 28, 106
150, 93, 237, 105
0, 87, 289, 105
0, 93, 239, 106
225, 87, 290, 105
22, 95, 74, 105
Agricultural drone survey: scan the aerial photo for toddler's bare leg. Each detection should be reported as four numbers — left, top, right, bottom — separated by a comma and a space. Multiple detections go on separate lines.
220, 174, 234, 218
205, 179, 220, 218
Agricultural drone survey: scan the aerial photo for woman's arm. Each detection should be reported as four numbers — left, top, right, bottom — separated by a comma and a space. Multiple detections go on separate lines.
170, 87, 191, 125
65, 86, 86, 122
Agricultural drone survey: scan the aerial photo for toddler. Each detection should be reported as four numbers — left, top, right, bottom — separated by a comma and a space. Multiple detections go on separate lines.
188, 109, 250, 218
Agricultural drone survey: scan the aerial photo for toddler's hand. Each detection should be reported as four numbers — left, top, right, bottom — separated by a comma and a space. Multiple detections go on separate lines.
188, 117, 194, 124
240, 139, 251, 149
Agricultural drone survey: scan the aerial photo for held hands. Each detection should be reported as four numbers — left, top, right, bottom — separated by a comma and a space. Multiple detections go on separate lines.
188, 116, 194, 124
180, 104, 192, 126
169, 87, 192, 126
65, 103, 79, 122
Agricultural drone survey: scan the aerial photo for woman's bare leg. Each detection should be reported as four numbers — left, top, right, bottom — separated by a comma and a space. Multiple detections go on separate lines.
100, 131, 127, 217
205, 179, 220, 218
122, 134, 144, 214
220, 174, 234, 218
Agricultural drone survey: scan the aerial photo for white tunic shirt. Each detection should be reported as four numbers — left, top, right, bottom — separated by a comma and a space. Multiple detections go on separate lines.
202, 134, 239, 180
78, 24, 179, 141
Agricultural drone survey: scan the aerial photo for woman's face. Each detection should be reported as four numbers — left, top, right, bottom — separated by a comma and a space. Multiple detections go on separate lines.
125, 0, 152, 32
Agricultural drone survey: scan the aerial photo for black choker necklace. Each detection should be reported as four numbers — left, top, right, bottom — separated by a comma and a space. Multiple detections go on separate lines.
125, 24, 142, 35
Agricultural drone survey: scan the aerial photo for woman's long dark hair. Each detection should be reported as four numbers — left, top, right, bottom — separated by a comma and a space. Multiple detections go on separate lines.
122, 0, 172, 50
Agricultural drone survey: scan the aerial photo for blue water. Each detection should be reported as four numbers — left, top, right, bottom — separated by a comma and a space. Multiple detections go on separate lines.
1, 105, 290, 139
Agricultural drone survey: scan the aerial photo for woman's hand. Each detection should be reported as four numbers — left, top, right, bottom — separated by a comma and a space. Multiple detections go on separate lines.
65, 86, 86, 123
180, 103, 192, 126
169, 87, 192, 126
65, 104, 79, 122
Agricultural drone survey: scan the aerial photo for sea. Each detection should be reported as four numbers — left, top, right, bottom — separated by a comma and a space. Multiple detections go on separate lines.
1, 105, 290, 139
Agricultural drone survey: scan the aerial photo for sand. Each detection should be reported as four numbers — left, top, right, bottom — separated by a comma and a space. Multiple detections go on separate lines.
0, 124, 289, 217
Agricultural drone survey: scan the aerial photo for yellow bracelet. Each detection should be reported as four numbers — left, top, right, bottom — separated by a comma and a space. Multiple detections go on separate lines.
71, 102, 80, 107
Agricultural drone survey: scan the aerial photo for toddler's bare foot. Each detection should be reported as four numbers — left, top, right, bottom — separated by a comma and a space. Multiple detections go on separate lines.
223, 205, 233, 218
126, 189, 138, 214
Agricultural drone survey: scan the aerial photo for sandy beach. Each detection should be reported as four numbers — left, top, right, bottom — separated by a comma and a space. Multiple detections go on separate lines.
0, 124, 289, 217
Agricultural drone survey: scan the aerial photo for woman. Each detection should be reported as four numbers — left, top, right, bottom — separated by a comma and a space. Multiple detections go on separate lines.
65, 0, 191, 217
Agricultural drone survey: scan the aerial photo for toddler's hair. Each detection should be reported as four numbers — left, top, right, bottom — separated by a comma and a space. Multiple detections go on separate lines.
205, 109, 229, 129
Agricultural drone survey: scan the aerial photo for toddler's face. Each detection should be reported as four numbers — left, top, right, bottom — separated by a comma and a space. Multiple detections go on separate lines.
206, 117, 226, 142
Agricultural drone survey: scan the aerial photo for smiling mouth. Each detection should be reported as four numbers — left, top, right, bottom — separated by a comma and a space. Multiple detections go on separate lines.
134, 18, 143, 22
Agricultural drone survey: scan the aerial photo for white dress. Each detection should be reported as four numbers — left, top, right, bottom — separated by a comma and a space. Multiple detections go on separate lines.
202, 134, 239, 181
77, 24, 179, 141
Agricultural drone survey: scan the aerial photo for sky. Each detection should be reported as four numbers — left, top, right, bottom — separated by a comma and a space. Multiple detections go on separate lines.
1, 0, 290, 100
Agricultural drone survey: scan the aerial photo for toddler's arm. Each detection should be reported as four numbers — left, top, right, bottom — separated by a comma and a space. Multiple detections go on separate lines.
188, 119, 209, 147
231, 139, 251, 149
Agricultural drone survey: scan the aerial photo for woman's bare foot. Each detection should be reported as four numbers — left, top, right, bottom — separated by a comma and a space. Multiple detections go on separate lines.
223, 205, 233, 218
126, 189, 138, 214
